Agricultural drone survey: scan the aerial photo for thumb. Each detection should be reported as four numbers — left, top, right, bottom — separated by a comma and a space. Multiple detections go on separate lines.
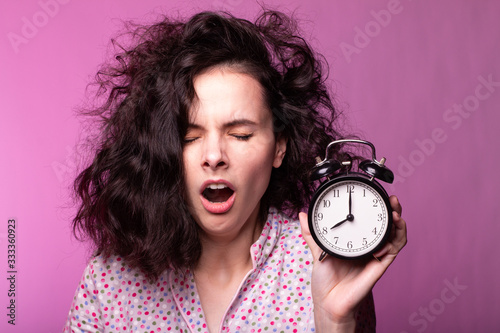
299, 212, 322, 260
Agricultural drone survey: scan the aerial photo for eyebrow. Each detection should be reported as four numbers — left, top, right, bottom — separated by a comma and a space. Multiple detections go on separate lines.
187, 118, 259, 130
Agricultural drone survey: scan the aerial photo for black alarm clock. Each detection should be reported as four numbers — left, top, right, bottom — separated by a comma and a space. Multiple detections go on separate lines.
308, 139, 394, 261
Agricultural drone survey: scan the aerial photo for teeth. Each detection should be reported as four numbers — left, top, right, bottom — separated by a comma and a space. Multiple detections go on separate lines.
207, 184, 228, 190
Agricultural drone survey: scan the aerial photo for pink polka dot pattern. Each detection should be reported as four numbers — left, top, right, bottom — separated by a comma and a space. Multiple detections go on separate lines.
64, 208, 375, 332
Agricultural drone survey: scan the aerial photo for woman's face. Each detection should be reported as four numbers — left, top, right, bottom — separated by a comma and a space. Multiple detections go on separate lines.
182, 67, 286, 242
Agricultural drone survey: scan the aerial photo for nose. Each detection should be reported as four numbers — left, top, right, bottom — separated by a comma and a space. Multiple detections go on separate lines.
202, 135, 228, 170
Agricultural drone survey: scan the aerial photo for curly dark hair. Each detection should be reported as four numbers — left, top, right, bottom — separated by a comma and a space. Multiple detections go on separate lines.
73, 10, 349, 279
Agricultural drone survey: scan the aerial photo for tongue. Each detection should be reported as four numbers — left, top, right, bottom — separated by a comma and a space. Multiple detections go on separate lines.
203, 188, 234, 203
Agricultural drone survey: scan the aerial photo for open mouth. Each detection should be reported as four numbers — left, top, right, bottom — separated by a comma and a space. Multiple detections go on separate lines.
202, 184, 234, 203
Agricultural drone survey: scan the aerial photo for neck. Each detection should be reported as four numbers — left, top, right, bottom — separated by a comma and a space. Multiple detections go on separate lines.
192, 216, 263, 333
194, 215, 263, 282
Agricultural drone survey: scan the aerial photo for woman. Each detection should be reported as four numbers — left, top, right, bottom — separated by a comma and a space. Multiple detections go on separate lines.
65, 10, 406, 332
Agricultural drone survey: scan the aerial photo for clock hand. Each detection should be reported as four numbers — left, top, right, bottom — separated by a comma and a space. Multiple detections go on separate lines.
331, 189, 355, 230
348, 187, 352, 215
331, 217, 348, 229
330, 213, 354, 229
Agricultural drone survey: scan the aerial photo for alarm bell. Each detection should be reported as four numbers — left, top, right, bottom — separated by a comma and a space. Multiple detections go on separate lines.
359, 159, 394, 184
311, 139, 394, 184
309, 159, 342, 181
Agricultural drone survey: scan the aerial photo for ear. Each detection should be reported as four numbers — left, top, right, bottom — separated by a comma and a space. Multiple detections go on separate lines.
273, 135, 287, 168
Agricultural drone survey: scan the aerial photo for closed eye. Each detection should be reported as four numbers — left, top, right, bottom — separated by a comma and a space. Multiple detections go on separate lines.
231, 133, 253, 141
184, 123, 203, 144
183, 136, 199, 144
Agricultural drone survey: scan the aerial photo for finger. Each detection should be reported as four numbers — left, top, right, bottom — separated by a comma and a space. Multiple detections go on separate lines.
389, 195, 402, 216
391, 210, 408, 251
372, 196, 405, 259
373, 210, 407, 259
298, 212, 323, 260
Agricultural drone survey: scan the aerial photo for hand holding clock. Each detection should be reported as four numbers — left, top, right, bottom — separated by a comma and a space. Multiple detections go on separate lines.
299, 195, 407, 332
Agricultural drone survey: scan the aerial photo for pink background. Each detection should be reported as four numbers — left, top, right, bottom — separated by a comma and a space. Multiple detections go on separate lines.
1, 0, 498, 332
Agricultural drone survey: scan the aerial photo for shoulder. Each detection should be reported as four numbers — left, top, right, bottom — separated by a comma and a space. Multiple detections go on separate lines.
85, 255, 133, 278
65, 256, 177, 331
81, 254, 166, 289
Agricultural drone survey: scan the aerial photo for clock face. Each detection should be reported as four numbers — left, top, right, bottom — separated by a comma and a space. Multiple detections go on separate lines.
309, 176, 392, 258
